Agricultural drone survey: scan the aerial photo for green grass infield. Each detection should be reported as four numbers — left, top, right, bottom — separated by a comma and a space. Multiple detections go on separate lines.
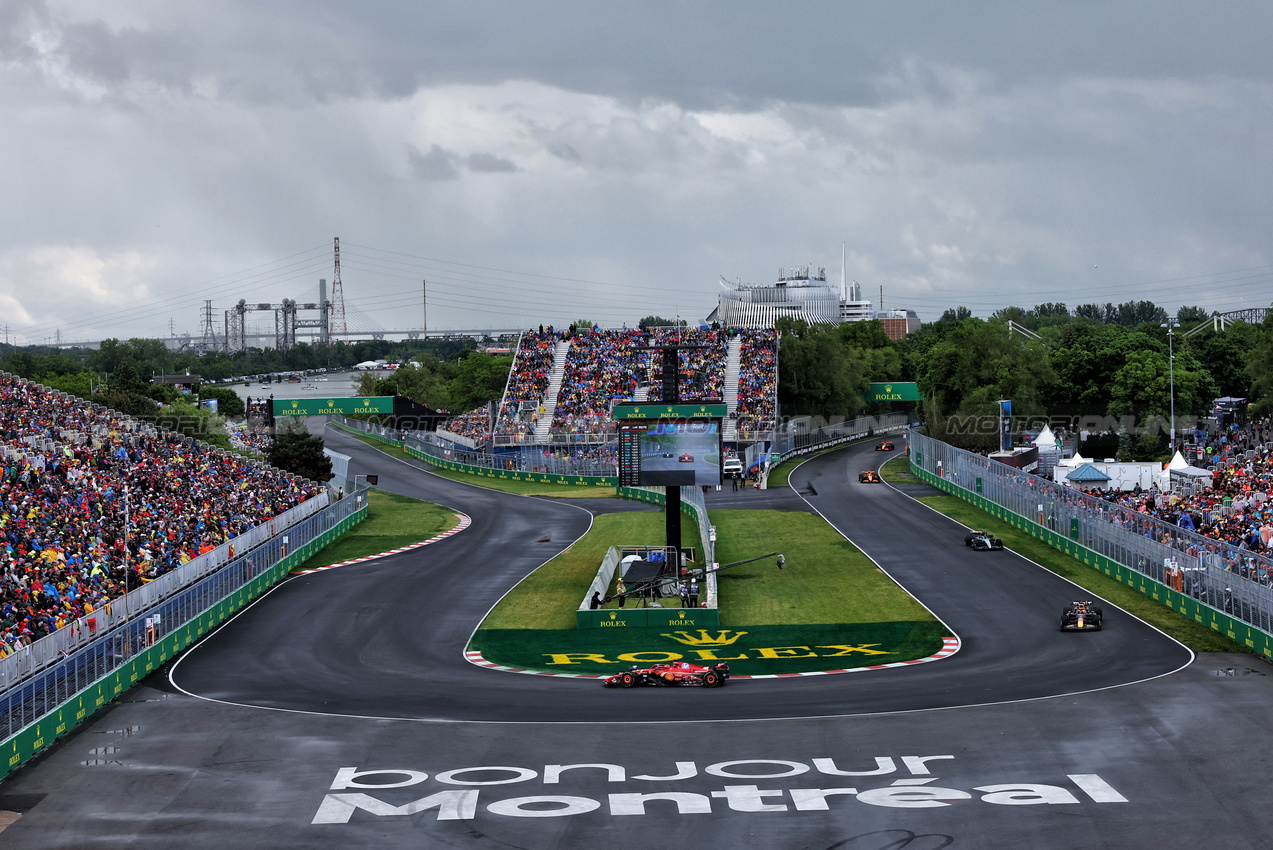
480, 511, 703, 629
293, 489, 459, 571
712, 509, 935, 625
473, 503, 951, 674
470, 621, 949, 676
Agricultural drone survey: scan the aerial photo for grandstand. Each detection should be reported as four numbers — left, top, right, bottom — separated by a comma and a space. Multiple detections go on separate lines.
0, 373, 321, 657
442, 326, 778, 448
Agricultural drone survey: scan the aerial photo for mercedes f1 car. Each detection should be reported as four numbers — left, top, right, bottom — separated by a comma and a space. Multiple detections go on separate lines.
1060, 601, 1103, 631
604, 661, 730, 688
875, 440, 895, 451
858, 470, 882, 483
964, 530, 1004, 550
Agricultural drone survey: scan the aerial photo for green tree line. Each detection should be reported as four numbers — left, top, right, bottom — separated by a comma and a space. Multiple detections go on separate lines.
777, 301, 1273, 458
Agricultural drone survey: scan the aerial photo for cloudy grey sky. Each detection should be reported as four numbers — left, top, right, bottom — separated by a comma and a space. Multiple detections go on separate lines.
2, 1, 1271, 345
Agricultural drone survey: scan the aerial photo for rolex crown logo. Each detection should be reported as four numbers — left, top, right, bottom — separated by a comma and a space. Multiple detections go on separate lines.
609, 611, 617, 620
885, 384, 893, 393
661, 629, 747, 646
364, 398, 371, 405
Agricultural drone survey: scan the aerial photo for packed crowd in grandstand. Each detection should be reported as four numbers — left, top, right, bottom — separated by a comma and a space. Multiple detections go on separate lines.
440, 406, 492, 442
228, 422, 273, 456
0, 374, 320, 653
1079, 426, 1273, 583
734, 329, 778, 432
464, 325, 777, 444
493, 328, 559, 437
647, 327, 727, 403
551, 328, 647, 439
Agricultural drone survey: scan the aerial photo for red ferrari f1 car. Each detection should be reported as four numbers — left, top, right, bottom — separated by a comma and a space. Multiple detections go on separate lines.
604, 661, 730, 688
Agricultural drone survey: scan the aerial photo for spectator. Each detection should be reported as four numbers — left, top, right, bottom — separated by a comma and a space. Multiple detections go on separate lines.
0, 374, 320, 645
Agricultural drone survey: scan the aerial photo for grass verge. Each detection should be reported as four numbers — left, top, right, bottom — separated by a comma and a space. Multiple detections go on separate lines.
480, 511, 701, 630
911, 491, 1246, 653
470, 501, 951, 675
880, 454, 919, 485
294, 489, 459, 570
712, 509, 936, 626
333, 428, 412, 459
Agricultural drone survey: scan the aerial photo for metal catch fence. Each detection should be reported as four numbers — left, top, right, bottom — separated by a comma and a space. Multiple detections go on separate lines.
773, 412, 910, 457
0, 488, 367, 741
910, 430, 1273, 637
402, 429, 618, 478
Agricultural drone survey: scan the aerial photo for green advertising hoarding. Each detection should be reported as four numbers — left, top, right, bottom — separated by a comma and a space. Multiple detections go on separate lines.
867, 382, 922, 403
273, 396, 393, 417
613, 403, 728, 420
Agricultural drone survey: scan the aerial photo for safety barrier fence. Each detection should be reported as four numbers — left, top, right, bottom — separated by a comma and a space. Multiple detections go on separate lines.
0, 491, 330, 690
324, 447, 353, 493
909, 430, 1273, 659
0, 488, 369, 779
772, 412, 911, 458
335, 416, 619, 480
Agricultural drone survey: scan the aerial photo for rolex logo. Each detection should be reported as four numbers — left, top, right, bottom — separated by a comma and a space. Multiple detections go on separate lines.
661, 629, 747, 646
363, 398, 371, 405
609, 612, 618, 620
885, 384, 893, 393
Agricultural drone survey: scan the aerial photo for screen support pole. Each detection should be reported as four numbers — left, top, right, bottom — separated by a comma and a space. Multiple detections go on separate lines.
662, 347, 682, 575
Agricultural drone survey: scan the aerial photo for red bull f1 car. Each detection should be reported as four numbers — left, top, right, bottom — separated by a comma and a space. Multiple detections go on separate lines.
1061, 601, 1103, 631
964, 530, 1004, 550
604, 661, 730, 688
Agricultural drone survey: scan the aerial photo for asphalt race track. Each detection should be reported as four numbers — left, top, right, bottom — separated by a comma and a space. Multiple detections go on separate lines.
1, 428, 1271, 848
169, 429, 1190, 722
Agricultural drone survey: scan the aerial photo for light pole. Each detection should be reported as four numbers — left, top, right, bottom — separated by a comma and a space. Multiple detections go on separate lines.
1161, 319, 1178, 451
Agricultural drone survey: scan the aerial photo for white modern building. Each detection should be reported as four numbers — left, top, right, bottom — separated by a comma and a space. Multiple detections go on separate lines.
710, 267, 844, 327
709, 244, 917, 336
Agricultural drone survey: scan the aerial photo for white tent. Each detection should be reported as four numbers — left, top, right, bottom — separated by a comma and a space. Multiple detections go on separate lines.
1168, 451, 1189, 470
1032, 424, 1060, 450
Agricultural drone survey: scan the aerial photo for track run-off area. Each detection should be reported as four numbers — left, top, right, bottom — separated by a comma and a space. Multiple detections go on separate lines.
1, 425, 1271, 849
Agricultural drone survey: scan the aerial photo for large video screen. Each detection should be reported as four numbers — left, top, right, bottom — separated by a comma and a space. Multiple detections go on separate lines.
618, 419, 721, 487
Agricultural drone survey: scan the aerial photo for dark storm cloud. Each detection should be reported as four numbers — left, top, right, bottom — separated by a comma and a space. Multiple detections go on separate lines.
466, 152, 517, 173
409, 145, 460, 181
3, 0, 1272, 341
0, 0, 48, 63
548, 143, 580, 162
23, 2, 1273, 110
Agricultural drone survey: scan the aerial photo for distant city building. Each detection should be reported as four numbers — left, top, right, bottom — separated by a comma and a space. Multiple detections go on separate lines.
875, 308, 922, 340
709, 267, 841, 327
709, 254, 918, 338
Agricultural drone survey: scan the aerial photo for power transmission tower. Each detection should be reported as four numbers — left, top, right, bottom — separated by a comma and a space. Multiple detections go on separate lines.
200, 299, 219, 349
329, 236, 347, 340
